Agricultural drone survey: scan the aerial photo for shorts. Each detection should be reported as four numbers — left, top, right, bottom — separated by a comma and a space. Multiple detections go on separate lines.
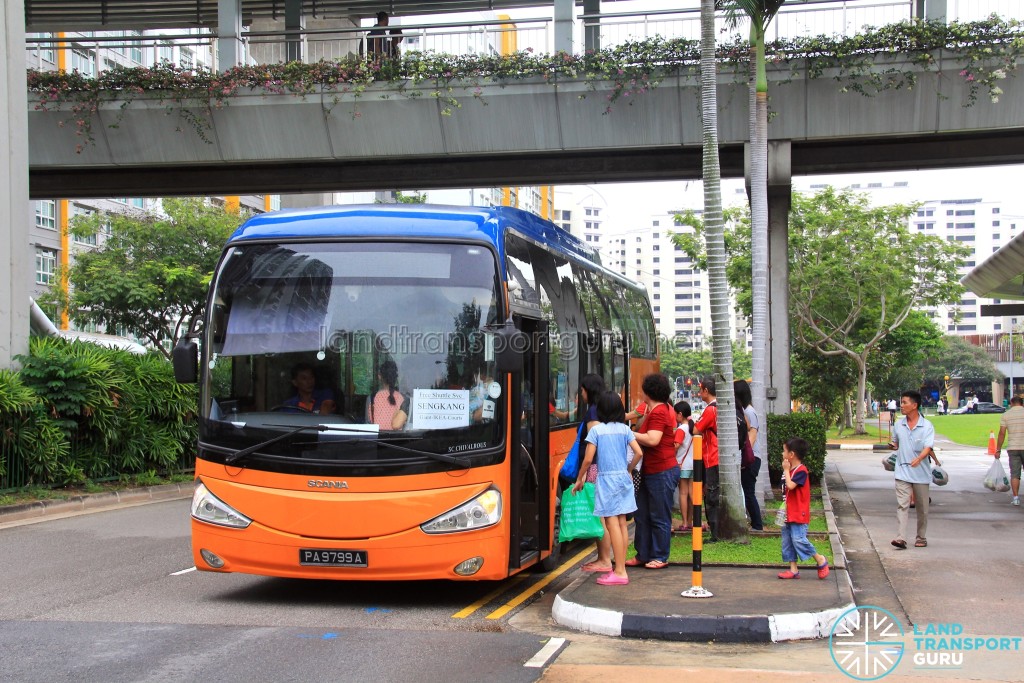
679, 469, 693, 479
1009, 451, 1024, 480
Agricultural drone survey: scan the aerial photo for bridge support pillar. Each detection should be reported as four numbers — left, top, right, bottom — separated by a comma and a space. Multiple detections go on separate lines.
583, 0, 601, 52
218, 0, 244, 70
285, 0, 305, 63
554, 0, 574, 54
2, 0, 30, 367
766, 140, 792, 416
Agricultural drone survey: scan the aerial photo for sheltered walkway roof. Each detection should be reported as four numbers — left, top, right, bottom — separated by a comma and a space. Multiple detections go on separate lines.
963, 229, 1024, 301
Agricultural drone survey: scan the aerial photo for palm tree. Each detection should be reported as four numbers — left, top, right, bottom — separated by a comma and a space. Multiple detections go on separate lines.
701, 0, 747, 542
733, 0, 786, 511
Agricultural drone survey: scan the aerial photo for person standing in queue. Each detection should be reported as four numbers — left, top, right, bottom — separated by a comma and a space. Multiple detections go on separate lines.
735, 379, 764, 531
576, 374, 614, 574
693, 377, 720, 541
626, 374, 680, 569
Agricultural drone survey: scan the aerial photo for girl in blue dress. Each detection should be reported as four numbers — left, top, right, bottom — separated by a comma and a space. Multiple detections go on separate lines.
573, 391, 643, 586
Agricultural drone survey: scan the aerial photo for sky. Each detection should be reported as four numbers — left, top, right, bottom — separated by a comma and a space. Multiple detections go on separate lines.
555, 164, 1024, 233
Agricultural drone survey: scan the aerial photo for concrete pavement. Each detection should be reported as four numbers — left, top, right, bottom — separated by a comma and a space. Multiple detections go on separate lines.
552, 440, 1024, 663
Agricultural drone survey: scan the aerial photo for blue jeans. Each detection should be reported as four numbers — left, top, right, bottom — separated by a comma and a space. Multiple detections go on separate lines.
741, 458, 763, 530
781, 522, 819, 562
634, 465, 680, 563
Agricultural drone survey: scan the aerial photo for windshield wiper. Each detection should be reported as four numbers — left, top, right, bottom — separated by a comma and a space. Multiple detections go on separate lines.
224, 423, 352, 466
219, 425, 470, 467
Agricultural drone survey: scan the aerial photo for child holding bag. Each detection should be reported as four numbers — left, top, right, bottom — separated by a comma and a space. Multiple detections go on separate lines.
573, 391, 643, 586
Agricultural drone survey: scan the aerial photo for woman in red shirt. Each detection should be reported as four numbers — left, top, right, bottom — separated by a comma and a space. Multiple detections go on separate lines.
625, 373, 680, 569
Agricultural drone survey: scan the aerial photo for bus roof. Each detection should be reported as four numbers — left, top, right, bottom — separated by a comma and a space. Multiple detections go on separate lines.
230, 202, 623, 272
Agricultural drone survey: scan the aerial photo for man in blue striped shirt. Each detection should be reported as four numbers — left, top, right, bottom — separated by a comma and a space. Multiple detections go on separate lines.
889, 390, 936, 550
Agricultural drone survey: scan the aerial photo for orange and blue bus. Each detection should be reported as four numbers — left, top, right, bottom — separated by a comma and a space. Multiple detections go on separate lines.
174, 203, 657, 580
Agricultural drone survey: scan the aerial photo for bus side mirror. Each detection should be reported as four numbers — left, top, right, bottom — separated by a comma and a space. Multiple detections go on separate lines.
494, 322, 526, 373
172, 339, 198, 383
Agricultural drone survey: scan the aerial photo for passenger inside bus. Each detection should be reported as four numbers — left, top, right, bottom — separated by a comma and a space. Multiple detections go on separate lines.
367, 359, 409, 430
281, 362, 338, 414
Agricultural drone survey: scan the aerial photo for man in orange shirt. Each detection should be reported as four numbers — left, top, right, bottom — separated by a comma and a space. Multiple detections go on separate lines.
693, 377, 720, 541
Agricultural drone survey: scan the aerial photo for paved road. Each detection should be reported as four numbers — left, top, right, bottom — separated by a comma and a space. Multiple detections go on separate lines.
0, 500, 570, 682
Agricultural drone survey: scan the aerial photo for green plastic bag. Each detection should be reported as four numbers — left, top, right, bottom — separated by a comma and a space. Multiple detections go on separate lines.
558, 483, 604, 542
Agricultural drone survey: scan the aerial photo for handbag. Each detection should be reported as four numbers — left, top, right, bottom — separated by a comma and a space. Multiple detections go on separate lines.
558, 483, 605, 542
559, 422, 586, 480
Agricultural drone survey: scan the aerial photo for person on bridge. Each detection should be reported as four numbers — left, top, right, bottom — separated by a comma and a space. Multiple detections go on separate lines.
363, 11, 403, 60
889, 390, 936, 549
995, 395, 1024, 506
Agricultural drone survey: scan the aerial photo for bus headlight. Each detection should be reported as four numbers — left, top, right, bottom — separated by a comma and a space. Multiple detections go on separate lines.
191, 481, 252, 528
421, 488, 502, 534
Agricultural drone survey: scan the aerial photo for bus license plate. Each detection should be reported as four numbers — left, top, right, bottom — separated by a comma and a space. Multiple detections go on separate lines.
299, 549, 368, 567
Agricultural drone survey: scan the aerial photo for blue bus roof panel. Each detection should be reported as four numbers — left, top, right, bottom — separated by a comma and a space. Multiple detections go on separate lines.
229, 203, 633, 288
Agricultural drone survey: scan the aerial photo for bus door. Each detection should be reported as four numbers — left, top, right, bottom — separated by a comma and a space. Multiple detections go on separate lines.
508, 315, 550, 570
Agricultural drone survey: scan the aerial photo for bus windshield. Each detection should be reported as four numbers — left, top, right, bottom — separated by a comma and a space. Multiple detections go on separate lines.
199, 241, 504, 474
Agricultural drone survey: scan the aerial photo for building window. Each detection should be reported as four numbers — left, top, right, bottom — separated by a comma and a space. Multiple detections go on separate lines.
993, 207, 1001, 214
70, 48, 95, 76
35, 200, 56, 229
35, 248, 57, 284
653, 257, 660, 263
993, 221, 1000, 227
652, 220, 660, 227
653, 269, 660, 275
955, 209, 975, 216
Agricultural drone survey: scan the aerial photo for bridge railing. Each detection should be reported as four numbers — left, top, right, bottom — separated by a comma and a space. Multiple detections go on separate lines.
24, 0, 1017, 74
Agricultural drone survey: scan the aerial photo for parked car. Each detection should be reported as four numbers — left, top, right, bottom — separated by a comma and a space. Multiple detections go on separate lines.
950, 401, 1004, 414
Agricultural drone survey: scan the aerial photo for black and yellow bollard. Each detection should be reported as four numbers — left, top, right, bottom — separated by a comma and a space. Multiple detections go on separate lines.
681, 435, 713, 598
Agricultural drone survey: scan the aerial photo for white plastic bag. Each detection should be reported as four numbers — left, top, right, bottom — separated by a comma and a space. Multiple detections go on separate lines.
882, 453, 897, 472
931, 465, 949, 487
984, 459, 1011, 492
774, 502, 787, 527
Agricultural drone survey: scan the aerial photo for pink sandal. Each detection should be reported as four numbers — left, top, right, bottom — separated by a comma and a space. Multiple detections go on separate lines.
596, 572, 629, 586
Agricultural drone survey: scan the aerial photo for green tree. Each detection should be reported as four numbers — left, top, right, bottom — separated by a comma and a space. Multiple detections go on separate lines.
660, 342, 751, 388
788, 188, 968, 433
920, 335, 1002, 401
867, 310, 943, 401
700, 0, 747, 543
790, 345, 857, 431
43, 198, 243, 359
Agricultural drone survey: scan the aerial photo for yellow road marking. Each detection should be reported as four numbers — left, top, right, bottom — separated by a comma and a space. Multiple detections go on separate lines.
485, 546, 594, 620
451, 573, 529, 619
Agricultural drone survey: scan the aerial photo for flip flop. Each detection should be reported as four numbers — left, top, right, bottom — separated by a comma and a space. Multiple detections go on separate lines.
581, 562, 613, 573
644, 559, 669, 569
596, 572, 629, 586
915, 539, 927, 547
624, 558, 642, 567
891, 539, 907, 550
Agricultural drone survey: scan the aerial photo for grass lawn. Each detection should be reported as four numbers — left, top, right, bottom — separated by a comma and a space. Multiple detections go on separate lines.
828, 421, 891, 443
827, 414, 1003, 448
928, 414, 1003, 448
626, 492, 832, 566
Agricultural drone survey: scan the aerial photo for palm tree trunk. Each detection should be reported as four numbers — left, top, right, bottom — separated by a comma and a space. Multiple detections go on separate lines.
701, 0, 747, 543
750, 23, 770, 515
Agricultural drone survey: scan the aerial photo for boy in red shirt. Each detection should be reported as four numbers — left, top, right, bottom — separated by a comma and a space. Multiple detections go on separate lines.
778, 437, 829, 580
